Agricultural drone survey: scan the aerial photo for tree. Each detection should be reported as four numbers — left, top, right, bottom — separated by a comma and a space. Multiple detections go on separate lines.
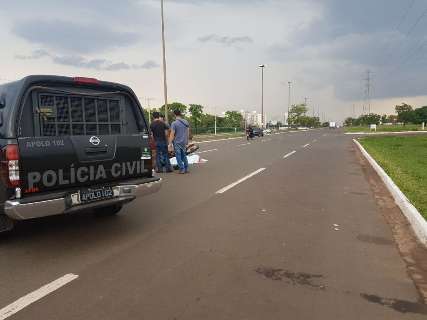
359, 113, 381, 125
387, 115, 398, 124
395, 103, 416, 124
414, 106, 427, 124
381, 114, 388, 124
189, 104, 204, 133
288, 104, 308, 125
344, 117, 355, 126
395, 103, 413, 115
160, 102, 187, 122
224, 111, 243, 128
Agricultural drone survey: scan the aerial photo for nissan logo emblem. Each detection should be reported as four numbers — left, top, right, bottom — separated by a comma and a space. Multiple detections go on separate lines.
89, 136, 101, 146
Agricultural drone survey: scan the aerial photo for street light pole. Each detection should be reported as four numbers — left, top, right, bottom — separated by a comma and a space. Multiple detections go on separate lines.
288, 81, 291, 125
160, 0, 169, 123
259, 65, 265, 128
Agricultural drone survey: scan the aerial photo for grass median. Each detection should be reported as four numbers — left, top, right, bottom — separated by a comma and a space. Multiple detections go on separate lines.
346, 124, 424, 133
360, 135, 427, 220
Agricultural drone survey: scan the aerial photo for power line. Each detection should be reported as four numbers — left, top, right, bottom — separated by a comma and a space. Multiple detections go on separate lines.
405, 5, 427, 36
395, 0, 416, 32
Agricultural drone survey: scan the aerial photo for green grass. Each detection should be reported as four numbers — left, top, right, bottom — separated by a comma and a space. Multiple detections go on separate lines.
192, 132, 245, 141
346, 124, 423, 133
360, 136, 427, 220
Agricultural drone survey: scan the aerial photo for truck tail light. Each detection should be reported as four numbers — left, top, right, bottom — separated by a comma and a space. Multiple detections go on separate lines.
1, 144, 21, 188
73, 77, 100, 85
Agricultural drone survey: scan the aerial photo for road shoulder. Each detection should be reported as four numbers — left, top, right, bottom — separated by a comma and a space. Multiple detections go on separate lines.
353, 141, 427, 303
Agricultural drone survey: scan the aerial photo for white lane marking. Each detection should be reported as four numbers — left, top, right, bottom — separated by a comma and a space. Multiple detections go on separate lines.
312, 139, 317, 143
197, 136, 244, 144
195, 148, 218, 154
237, 142, 251, 147
261, 139, 272, 143
0, 274, 78, 320
283, 150, 297, 159
302, 143, 310, 148
216, 168, 266, 194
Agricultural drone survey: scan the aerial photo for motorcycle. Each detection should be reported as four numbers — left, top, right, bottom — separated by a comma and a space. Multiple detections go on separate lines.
246, 131, 255, 141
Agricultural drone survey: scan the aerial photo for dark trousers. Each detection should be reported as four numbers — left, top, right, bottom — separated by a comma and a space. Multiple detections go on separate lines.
155, 141, 171, 171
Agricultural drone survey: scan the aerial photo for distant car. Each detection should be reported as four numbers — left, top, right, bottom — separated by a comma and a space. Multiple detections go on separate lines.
263, 129, 272, 135
252, 127, 264, 137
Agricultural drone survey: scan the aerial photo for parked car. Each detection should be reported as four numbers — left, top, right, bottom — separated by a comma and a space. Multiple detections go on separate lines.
263, 129, 272, 135
0, 75, 162, 232
252, 127, 264, 137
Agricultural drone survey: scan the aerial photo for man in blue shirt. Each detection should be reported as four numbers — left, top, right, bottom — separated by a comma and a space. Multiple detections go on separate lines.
169, 109, 190, 174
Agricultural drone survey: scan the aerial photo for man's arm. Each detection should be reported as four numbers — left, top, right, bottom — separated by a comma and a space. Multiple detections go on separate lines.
187, 127, 190, 145
168, 124, 175, 146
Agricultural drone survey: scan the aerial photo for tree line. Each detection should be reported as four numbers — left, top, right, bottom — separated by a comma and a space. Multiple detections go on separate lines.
344, 103, 427, 126
142, 102, 244, 134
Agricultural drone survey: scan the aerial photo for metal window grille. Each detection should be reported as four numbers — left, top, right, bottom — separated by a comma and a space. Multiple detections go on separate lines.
38, 94, 122, 136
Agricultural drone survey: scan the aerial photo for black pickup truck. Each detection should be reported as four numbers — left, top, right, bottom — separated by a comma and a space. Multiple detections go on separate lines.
0, 75, 161, 232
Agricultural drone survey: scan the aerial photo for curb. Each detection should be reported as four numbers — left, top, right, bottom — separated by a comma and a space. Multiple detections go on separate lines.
353, 139, 427, 245
345, 131, 427, 135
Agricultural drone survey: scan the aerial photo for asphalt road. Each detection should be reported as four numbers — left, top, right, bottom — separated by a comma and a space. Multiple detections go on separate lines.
1, 129, 426, 319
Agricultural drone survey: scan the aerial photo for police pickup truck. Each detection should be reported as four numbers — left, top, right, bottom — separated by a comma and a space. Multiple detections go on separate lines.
0, 75, 161, 232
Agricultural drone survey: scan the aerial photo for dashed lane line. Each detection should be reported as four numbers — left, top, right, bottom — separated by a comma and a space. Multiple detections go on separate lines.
0, 274, 79, 320
302, 143, 310, 148
195, 148, 218, 154
237, 142, 251, 147
283, 150, 297, 159
216, 168, 266, 194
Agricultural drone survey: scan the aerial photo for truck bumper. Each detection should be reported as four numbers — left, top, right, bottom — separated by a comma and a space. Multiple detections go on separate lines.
4, 178, 162, 221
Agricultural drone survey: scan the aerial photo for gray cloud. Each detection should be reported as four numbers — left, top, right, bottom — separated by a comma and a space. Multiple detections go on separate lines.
15, 50, 159, 71
198, 34, 253, 47
13, 20, 140, 54
269, 0, 427, 101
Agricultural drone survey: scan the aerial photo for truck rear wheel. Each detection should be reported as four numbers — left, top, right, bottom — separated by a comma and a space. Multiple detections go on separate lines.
94, 205, 123, 217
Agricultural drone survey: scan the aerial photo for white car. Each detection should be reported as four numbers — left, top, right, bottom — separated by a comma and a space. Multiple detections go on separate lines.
263, 129, 272, 135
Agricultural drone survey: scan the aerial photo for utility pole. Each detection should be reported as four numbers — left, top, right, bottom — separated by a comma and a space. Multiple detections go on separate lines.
363, 70, 372, 115
259, 65, 265, 128
288, 81, 292, 125
146, 97, 155, 124
160, 0, 169, 123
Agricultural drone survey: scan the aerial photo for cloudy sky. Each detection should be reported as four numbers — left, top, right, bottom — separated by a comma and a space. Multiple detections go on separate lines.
1, 0, 427, 122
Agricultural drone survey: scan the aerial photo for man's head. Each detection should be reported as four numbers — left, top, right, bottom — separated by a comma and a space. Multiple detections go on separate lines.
152, 111, 160, 120
173, 109, 182, 117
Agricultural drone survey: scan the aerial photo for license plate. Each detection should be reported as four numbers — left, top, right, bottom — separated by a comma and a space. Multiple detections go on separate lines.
79, 186, 114, 203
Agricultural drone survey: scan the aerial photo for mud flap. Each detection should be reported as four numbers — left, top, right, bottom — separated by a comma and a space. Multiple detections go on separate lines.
0, 214, 14, 233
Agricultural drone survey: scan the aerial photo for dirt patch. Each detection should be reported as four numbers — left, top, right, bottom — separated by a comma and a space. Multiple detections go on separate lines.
354, 142, 427, 303
361, 293, 427, 315
357, 234, 394, 246
256, 267, 326, 290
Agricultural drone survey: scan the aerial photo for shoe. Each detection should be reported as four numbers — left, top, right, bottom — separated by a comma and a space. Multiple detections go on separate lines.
178, 170, 185, 174
155, 169, 162, 174
166, 169, 173, 173
184, 169, 189, 174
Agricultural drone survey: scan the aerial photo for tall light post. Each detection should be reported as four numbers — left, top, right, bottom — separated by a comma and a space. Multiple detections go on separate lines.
240, 109, 248, 132
160, 0, 169, 123
259, 64, 265, 128
288, 81, 292, 126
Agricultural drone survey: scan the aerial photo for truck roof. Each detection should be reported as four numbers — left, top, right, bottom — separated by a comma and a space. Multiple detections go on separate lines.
0, 75, 142, 139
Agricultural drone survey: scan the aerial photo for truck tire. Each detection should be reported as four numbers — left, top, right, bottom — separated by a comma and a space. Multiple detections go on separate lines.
94, 204, 123, 217
0, 215, 14, 233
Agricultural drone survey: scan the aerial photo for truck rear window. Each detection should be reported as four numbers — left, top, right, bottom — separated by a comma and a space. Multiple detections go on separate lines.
38, 94, 123, 136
